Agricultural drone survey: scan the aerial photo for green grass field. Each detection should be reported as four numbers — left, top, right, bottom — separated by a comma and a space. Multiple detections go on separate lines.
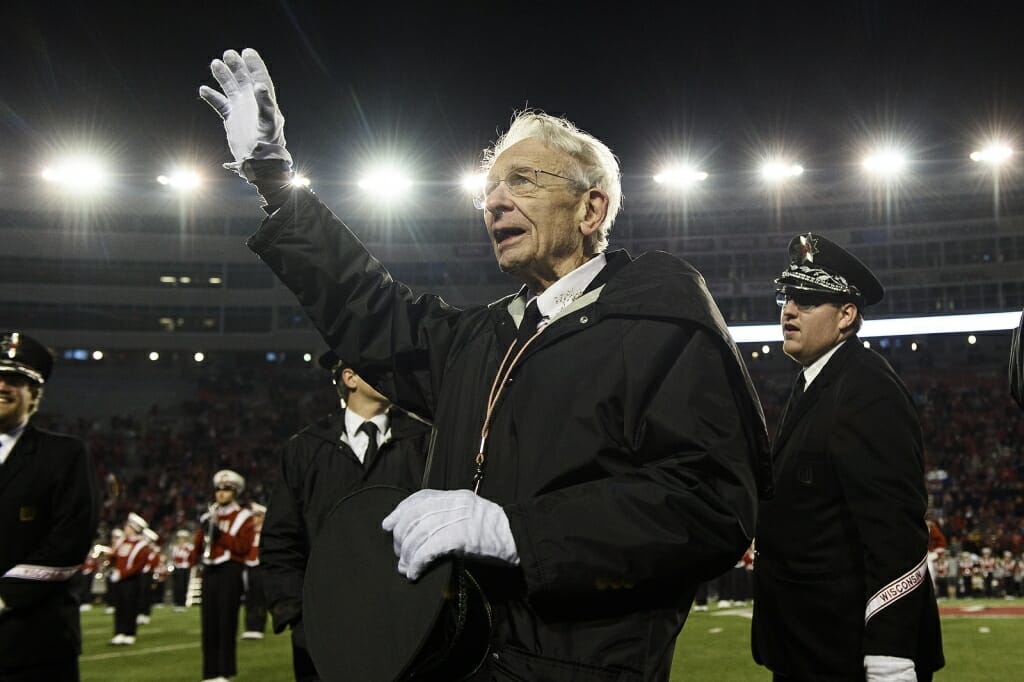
80, 600, 1022, 680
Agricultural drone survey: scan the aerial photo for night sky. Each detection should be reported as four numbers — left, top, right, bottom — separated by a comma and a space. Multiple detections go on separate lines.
4, 1, 1024, 188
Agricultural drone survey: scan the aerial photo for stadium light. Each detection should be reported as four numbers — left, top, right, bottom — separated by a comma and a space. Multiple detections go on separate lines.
969, 144, 1013, 165
760, 161, 804, 181
303, 353, 313, 363
40, 157, 110, 192
968, 335, 977, 345
461, 172, 486, 194
862, 149, 907, 176
653, 165, 708, 189
92, 350, 104, 361
358, 167, 413, 198
291, 174, 311, 187
156, 169, 201, 190
148, 352, 160, 361
761, 345, 771, 354
193, 352, 205, 363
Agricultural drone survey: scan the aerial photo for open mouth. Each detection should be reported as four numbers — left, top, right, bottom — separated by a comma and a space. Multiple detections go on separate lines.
493, 227, 525, 244
783, 324, 799, 333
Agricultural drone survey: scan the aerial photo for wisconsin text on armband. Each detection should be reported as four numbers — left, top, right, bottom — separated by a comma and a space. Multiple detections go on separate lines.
865, 557, 928, 622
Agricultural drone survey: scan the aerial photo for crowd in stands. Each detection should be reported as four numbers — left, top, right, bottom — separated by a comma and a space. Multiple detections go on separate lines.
36, 349, 1024, 574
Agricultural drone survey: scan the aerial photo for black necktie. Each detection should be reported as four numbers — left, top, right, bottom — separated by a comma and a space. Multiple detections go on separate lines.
790, 371, 806, 404
359, 421, 379, 469
515, 300, 543, 347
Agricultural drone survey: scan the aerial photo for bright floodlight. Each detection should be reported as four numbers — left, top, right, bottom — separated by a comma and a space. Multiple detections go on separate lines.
760, 161, 804, 181
358, 168, 413, 197
970, 145, 1013, 164
303, 353, 313, 363
148, 352, 160, 362
653, 165, 708, 188
194, 352, 205, 363
461, 172, 486, 194
862, 150, 907, 176
92, 350, 104, 361
40, 157, 110, 192
156, 169, 201, 190
291, 174, 311, 187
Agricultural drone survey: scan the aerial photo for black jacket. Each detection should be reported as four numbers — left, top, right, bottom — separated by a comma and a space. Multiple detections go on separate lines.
248, 189, 770, 681
0, 423, 99, 670
260, 407, 432, 633
752, 339, 944, 681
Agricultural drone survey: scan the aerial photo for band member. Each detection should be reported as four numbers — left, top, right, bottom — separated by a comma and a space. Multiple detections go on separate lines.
241, 503, 267, 640
171, 529, 195, 611
0, 331, 100, 680
110, 513, 149, 645
752, 234, 944, 680
193, 469, 256, 682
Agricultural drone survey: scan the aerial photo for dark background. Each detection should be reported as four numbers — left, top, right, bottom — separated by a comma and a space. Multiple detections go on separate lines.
4, 1, 1023, 187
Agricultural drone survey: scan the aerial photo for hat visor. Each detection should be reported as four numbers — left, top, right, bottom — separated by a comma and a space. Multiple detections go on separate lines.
775, 278, 863, 304
0, 364, 45, 384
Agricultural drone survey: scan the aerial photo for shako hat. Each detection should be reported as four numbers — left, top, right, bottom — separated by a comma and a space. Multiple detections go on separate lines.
127, 513, 149, 532
0, 331, 54, 384
213, 469, 245, 493
304, 485, 492, 681
774, 233, 884, 307
142, 527, 159, 543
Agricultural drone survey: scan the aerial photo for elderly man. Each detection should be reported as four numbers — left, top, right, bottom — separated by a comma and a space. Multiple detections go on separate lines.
0, 331, 99, 681
201, 48, 770, 681
751, 234, 944, 682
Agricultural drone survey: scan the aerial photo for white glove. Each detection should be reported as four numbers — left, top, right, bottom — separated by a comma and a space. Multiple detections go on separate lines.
381, 489, 520, 581
199, 48, 292, 176
864, 655, 916, 682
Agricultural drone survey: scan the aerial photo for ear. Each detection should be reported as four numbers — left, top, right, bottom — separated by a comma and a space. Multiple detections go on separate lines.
837, 303, 859, 335
340, 368, 359, 391
578, 188, 609, 239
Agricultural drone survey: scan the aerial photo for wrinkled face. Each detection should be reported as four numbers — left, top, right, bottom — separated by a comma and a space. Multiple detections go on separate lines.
481, 138, 588, 292
780, 298, 854, 366
0, 372, 38, 432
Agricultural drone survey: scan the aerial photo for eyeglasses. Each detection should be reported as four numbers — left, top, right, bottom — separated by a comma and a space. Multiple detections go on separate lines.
473, 167, 582, 209
776, 292, 841, 312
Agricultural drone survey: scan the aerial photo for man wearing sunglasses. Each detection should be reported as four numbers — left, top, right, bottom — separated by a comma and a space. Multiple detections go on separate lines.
201, 48, 771, 681
751, 233, 944, 681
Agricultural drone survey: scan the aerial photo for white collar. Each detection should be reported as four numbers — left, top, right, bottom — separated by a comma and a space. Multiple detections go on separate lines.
529, 253, 607, 322
803, 340, 848, 388
344, 409, 389, 441
1, 420, 28, 441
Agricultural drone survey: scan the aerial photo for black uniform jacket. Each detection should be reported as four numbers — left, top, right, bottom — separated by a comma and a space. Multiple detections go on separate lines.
260, 406, 432, 633
752, 339, 944, 681
248, 189, 770, 681
0, 423, 99, 669
1010, 308, 1024, 408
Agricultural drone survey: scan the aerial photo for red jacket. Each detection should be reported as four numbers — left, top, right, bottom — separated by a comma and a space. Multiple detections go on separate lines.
111, 535, 148, 581
192, 503, 256, 566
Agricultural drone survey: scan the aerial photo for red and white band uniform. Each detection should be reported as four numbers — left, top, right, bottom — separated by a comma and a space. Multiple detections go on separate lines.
171, 540, 195, 608
243, 524, 269, 636
110, 534, 148, 638
193, 501, 256, 680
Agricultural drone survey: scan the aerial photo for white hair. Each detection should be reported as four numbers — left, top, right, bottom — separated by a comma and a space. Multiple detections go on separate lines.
482, 110, 622, 254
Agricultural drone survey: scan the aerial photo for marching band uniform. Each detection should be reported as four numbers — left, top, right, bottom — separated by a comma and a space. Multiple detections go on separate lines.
171, 530, 195, 610
193, 470, 256, 682
241, 503, 267, 639
752, 235, 943, 681
110, 513, 150, 644
0, 331, 99, 681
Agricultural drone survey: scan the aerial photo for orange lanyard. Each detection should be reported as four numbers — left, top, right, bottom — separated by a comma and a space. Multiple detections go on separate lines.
472, 326, 545, 493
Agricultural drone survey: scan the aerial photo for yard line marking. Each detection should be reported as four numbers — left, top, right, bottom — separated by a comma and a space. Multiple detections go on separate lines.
81, 642, 200, 661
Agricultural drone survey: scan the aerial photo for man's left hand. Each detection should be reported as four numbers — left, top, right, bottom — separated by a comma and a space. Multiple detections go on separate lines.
381, 489, 519, 580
